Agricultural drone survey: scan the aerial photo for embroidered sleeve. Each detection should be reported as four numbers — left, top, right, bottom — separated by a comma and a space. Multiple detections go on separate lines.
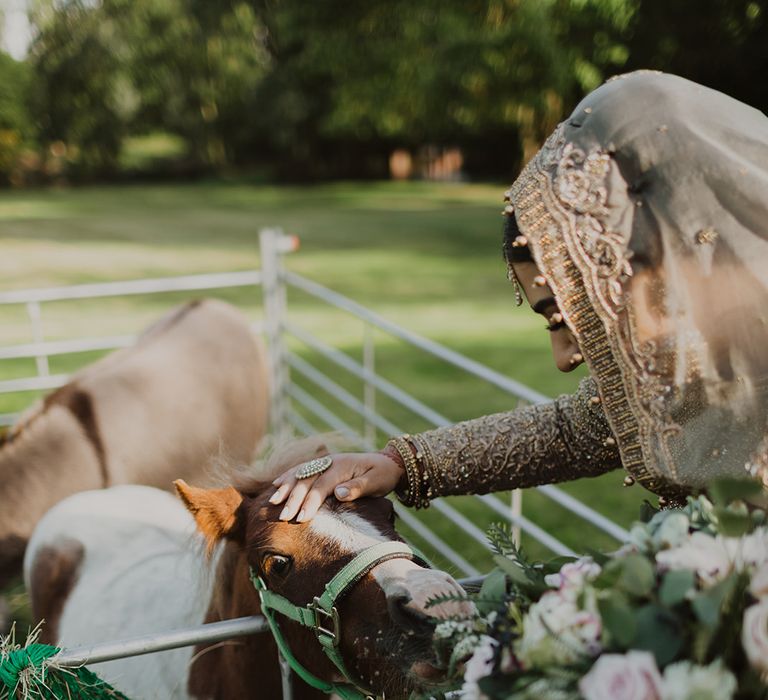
393, 378, 621, 505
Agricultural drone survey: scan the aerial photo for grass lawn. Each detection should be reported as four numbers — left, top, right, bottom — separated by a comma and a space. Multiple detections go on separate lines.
0, 180, 650, 625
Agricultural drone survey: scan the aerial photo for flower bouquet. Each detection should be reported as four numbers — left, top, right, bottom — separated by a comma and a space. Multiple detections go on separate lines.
430, 478, 768, 700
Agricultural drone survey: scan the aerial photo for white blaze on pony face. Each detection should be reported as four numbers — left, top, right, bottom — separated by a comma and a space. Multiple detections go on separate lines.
310, 508, 473, 619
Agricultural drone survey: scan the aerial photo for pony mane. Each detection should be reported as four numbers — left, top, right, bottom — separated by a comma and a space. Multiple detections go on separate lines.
204, 433, 352, 619
0, 394, 82, 455
226, 433, 350, 494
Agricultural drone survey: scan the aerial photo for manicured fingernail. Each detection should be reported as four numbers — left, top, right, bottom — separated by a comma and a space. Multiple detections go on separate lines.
297, 509, 306, 522
279, 507, 289, 520
335, 486, 349, 499
269, 492, 280, 504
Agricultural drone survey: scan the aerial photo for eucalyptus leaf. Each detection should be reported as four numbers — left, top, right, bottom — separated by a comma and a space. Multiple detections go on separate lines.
691, 574, 737, 629
598, 554, 655, 597
714, 506, 752, 537
632, 604, 683, 666
598, 592, 636, 647
639, 500, 659, 523
659, 570, 695, 607
593, 561, 621, 590
709, 477, 763, 507
478, 568, 508, 613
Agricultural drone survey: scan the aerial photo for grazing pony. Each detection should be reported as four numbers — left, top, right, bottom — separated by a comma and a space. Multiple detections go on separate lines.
25, 440, 470, 699
1, 299, 269, 589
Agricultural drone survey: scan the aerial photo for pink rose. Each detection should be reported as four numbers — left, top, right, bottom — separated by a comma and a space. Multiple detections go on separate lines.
579, 651, 662, 700
749, 563, 768, 598
544, 557, 601, 594
742, 599, 768, 680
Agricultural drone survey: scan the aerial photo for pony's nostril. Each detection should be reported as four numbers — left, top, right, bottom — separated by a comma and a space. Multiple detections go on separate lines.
387, 591, 432, 631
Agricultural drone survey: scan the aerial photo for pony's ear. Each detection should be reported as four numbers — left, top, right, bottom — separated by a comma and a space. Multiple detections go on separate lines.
174, 480, 244, 551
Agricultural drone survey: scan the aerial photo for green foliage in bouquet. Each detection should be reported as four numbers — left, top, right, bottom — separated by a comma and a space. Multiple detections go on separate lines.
427, 478, 768, 700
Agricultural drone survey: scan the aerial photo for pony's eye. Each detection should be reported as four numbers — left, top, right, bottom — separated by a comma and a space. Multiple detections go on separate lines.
263, 554, 292, 578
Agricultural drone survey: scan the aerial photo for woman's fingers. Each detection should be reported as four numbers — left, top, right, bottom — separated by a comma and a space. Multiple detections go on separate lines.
296, 467, 363, 522
270, 452, 404, 522
275, 456, 356, 520
278, 478, 314, 521
336, 454, 404, 499
269, 481, 292, 505
334, 477, 367, 501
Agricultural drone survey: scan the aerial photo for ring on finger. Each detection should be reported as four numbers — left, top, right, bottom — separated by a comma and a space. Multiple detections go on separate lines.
295, 455, 333, 480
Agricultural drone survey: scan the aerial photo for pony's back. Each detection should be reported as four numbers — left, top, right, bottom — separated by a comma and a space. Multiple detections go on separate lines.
25, 485, 215, 700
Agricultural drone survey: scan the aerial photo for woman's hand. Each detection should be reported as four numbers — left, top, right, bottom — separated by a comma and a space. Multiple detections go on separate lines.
269, 452, 405, 522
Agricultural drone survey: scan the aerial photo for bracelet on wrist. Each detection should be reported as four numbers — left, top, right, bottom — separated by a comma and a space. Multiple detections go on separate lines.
387, 435, 431, 509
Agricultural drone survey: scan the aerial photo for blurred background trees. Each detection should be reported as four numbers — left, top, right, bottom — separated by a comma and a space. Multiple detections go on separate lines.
0, 0, 766, 184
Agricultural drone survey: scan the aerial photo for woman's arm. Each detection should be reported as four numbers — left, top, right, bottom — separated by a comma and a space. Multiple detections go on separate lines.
390, 377, 621, 507
271, 378, 621, 520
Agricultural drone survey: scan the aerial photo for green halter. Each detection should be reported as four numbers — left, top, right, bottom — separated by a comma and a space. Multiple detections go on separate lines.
250, 540, 427, 700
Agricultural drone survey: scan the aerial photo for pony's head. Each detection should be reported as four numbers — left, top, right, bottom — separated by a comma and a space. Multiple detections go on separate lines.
176, 438, 470, 696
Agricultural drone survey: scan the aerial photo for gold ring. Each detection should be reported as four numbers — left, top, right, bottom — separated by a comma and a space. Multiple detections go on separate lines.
295, 455, 333, 480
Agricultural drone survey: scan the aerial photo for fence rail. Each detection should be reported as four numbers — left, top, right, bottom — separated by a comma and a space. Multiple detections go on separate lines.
0, 271, 263, 305
0, 270, 265, 424
54, 616, 269, 667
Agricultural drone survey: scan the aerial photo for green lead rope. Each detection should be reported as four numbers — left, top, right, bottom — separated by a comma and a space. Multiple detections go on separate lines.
0, 643, 128, 700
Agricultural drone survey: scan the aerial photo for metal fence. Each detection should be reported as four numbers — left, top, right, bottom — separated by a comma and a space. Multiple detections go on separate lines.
0, 227, 629, 696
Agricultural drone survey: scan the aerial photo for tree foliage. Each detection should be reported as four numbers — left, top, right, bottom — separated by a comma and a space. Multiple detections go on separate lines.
0, 52, 31, 182
27, 0, 268, 176
2, 0, 767, 183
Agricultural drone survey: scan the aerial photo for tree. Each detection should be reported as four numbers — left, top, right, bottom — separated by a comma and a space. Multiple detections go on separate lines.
27, 0, 270, 177
118, 0, 270, 167
245, 0, 632, 178
29, 0, 125, 176
622, 0, 768, 111
0, 51, 32, 183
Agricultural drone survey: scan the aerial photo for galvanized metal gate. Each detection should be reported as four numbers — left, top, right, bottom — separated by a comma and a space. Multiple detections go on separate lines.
0, 228, 628, 697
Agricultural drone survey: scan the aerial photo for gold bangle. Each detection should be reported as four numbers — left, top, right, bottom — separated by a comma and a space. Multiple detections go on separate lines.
390, 436, 419, 505
388, 436, 429, 508
411, 434, 436, 501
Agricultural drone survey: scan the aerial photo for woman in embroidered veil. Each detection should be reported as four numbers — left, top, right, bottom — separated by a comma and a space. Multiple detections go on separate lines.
272, 70, 768, 520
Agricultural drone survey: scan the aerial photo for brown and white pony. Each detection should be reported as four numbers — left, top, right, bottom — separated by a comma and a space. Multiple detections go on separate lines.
1, 298, 269, 590
25, 440, 469, 699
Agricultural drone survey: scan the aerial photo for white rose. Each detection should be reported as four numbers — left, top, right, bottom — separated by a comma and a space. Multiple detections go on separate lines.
661, 659, 737, 700
652, 512, 690, 550
517, 590, 601, 668
742, 599, 768, 680
750, 562, 768, 598
655, 532, 736, 587
579, 651, 662, 700
461, 635, 497, 700
737, 527, 768, 570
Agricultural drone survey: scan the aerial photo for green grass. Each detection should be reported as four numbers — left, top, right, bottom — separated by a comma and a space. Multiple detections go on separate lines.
0, 180, 650, 607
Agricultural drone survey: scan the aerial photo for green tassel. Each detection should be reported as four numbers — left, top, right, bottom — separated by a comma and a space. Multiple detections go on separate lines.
0, 642, 129, 700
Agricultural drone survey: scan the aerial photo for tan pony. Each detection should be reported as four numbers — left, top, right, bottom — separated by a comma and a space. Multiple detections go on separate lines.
0, 298, 270, 589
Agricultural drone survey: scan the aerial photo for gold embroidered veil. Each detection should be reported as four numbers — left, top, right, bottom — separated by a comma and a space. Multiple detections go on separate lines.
508, 71, 768, 499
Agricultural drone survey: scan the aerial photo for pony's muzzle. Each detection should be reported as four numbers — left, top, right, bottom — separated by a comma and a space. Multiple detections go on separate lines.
386, 586, 434, 635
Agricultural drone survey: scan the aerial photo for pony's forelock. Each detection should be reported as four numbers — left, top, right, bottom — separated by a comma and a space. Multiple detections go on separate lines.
211, 433, 352, 496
